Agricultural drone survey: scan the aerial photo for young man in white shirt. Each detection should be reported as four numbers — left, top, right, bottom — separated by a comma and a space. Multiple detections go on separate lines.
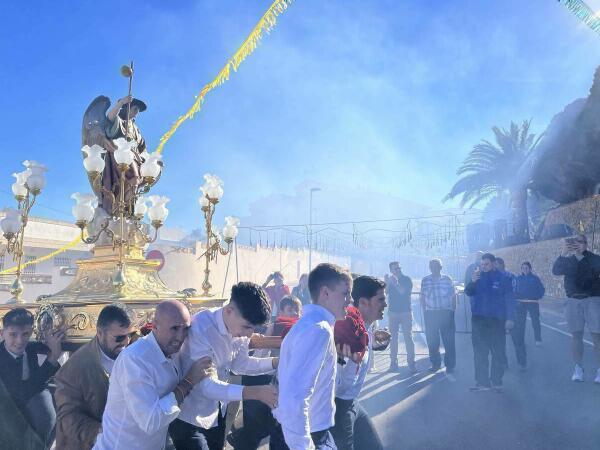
331, 275, 389, 450
93, 300, 213, 450
271, 263, 353, 450
170, 282, 279, 450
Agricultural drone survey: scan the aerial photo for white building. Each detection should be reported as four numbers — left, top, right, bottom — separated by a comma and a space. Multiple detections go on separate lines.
0, 215, 350, 303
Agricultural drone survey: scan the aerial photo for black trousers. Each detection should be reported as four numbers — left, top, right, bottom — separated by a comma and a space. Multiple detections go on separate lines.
169, 411, 226, 450
471, 316, 506, 386
269, 423, 337, 450
510, 302, 542, 366
424, 310, 456, 370
518, 302, 541, 341
228, 375, 276, 450
330, 398, 383, 450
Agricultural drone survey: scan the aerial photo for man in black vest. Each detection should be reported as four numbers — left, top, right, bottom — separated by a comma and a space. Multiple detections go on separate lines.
0, 308, 65, 449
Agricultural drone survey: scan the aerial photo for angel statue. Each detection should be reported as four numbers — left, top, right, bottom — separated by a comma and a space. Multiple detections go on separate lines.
81, 62, 148, 216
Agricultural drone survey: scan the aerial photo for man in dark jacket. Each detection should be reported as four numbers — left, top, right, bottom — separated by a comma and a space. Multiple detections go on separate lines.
0, 308, 64, 449
464, 253, 515, 392
552, 234, 600, 383
54, 304, 134, 450
510, 262, 545, 370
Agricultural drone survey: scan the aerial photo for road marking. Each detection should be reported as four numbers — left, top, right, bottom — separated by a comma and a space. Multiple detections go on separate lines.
541, 322, 593, 346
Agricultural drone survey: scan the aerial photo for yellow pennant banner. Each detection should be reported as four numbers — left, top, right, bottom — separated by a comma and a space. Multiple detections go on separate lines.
0, 234, 84, 275
155, 0, 294, 154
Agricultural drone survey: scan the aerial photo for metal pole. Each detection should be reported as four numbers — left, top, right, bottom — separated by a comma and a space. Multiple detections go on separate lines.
309, 190, 313, 272
125, 61, 134, 140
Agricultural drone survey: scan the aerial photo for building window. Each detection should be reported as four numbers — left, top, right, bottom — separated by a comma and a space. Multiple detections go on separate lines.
54, 256, 72, 267
23, 256, 36, 274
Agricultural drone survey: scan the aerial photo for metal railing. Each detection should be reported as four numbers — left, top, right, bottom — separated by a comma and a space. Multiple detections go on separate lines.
383, 291, 472, 334
413, 292, 472, 334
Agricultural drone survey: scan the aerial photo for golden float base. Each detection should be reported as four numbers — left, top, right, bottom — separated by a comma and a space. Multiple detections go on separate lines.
0, 244, 225, 345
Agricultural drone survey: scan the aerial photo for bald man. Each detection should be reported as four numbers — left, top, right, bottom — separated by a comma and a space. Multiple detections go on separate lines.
94, 300, 214, 450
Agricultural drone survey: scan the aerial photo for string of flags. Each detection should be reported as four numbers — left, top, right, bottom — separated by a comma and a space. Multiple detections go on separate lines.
558, 0, 600, 35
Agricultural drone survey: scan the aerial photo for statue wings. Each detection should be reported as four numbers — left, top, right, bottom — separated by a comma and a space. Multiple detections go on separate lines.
82, 96, 116, 203
82, 95, 114, 150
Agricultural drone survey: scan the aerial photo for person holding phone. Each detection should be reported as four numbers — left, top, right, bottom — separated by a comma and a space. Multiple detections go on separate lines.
262, 272, 291, 319
552, 234, 600, 383
464, 253, 515, 392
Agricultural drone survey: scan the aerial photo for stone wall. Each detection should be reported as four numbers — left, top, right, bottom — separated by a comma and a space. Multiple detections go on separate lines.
494, 238, 565, 298
544, 195, 600, 239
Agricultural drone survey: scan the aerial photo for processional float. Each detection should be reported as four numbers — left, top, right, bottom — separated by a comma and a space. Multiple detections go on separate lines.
0, 63, 239, 349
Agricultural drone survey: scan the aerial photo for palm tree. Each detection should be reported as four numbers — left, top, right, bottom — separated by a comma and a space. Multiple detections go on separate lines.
444, 120, 543, 243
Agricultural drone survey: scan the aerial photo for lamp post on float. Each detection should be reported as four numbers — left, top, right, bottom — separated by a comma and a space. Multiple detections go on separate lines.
198, 174, 239, 297
0, 160, 47, 303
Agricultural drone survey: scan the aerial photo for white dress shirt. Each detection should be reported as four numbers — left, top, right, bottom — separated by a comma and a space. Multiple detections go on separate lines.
335, 328, 373, 401
99, 347, 115, 375
273, 304, 337, 450
93, 332, 181, 450
178, 307, 275, 429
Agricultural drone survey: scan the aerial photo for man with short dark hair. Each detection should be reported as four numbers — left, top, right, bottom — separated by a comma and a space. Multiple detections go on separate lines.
553, 234, 600, 383
331, 275, 389, 450
228, 295, 302, 450
272, 263, 353, 450
493, 257, 515, 370
511, 262, 545, 370
54, 304, 134, 450
385, 262, 415, 372
465, 253, 515, 392
93, 300, 213, 450
171, 282, 279, 450
0, 307, 65, 449
420, 259, 457, 374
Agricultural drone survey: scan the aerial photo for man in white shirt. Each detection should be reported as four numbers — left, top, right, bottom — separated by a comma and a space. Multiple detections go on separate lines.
170, 282, 279, 450
93, 300, 213, 450
420, 259, 457, 374
332, 275, 390, 450
271, 263, 353, 450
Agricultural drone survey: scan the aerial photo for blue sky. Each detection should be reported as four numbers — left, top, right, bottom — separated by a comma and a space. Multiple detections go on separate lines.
2, 0, 600, 233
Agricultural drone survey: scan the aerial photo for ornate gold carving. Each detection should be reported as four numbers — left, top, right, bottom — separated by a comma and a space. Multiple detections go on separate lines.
0, 242, 226, 344
70, 312, 91, 331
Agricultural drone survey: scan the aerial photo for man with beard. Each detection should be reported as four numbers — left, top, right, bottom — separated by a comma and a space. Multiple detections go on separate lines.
54, 305, 134, 450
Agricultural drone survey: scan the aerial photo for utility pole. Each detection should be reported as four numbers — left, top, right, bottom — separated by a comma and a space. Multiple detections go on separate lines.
308, 187, 321, 272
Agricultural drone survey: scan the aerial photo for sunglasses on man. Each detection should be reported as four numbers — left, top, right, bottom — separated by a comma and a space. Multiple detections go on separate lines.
113, 332, 137, 343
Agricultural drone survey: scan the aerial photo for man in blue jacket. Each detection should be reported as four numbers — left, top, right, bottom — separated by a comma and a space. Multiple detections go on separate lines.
464, 253, 515, 392
511, 262, 545, 370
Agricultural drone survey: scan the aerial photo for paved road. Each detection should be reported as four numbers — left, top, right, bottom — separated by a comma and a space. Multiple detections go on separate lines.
364, 301, 600, 450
